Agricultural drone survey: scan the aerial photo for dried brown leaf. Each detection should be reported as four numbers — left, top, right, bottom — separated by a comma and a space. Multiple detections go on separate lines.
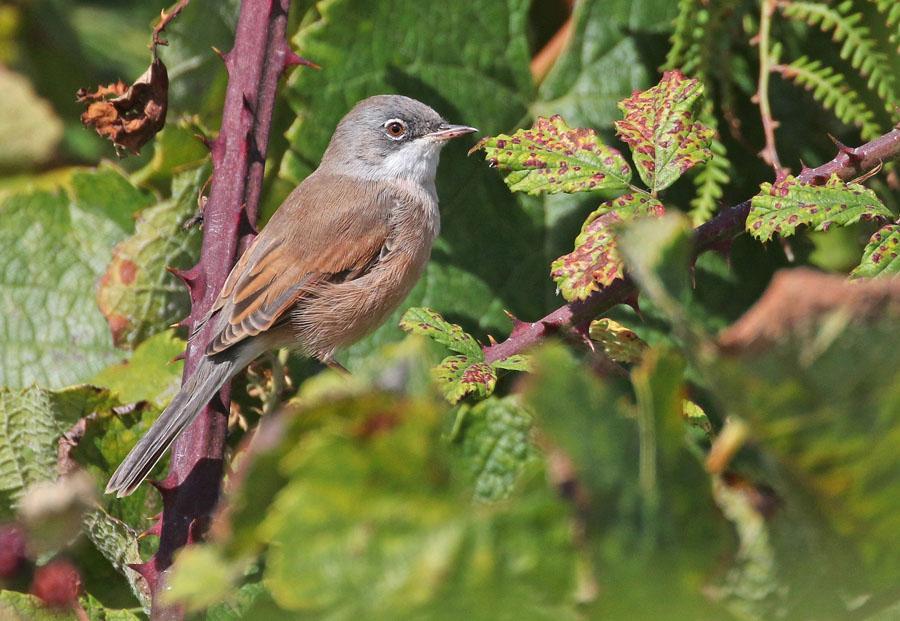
77, 58, 168, 155
719, 268, 900, 352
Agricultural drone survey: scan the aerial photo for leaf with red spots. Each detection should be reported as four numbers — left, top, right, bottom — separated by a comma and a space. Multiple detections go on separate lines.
490, 354, 531, 372
471, 115, 632, 195
401, 307, 531, 402
433, 356, 498, 404
851, 224, 900, 279
551, 193, 665, 301
399, 307, 482, 358
588, 318, 647, 364
746, 175, 892, 242
614, 70, 713, 193
97, 167, 203, 349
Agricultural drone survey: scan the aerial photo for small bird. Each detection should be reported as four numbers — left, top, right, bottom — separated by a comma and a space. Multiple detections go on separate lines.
106, 95, 477, 497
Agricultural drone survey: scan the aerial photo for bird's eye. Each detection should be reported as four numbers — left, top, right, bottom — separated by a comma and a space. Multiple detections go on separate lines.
383, 119, 407, 140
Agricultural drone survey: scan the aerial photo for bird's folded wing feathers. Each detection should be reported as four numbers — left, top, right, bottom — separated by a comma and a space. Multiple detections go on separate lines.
204, 174, 393, 355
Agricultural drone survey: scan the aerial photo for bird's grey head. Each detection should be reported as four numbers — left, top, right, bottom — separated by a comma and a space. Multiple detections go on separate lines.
320, 95, 477, 184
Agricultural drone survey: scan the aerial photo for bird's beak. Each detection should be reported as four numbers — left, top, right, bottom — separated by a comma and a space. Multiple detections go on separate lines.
426, 123, 478, 141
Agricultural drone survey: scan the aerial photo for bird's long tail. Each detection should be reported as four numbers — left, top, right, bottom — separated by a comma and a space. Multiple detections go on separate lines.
105, 347, 251, 497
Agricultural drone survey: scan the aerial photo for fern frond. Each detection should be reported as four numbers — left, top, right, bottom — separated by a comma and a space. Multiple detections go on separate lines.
689, 110, 731, 225
665, 0, 704, 74
775, 56, 881, 141
781, 0, 898, 113
665, 0, 740, 75
869, 0, 900, 53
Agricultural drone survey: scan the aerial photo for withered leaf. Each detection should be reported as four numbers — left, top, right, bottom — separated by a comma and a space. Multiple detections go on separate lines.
77, 57, 168, 155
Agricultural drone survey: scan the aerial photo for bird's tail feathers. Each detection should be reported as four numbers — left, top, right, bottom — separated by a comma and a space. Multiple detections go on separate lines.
105, 348, 251, 497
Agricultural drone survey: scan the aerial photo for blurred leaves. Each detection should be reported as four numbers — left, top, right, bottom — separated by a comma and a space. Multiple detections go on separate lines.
168, 345, 580, 620
714, 270, 900, 589
0, 167, 153, 388
0, 590, 141, 620
0, 385, 113, 516
448, 397, 537, 502
0, 67, 63, 171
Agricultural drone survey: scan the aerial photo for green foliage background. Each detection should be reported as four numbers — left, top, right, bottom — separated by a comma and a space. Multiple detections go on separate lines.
0, 0, 897, 620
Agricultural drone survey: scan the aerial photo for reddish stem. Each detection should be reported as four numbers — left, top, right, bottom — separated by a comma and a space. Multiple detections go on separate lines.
484, 128, 900, 363
137, 1, 311, 618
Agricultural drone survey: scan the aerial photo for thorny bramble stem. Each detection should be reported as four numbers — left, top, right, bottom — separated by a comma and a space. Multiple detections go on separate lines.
131, 1, 313, 619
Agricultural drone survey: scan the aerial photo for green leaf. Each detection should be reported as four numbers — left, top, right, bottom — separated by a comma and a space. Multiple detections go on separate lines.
162, 546, 248, 611
747, 175, 893, 242
96, 168, 204, 349
0, 385, 115, 516
433, 356, 497, 404
399, 307, 483, 359
551, 193, 665, 301
449, 397, 537, 502
618, 212, 694, 321
64, 401, 165, 531
490, 354, 532, 372
0, 167, 154, 388
89, 330, 184, 407
0, 590, 142, 621
588, 318, 647, 364
534, 0, 679, 130
473, 115, 632, 195
614, 70, 714, 193
851, 224, 900, 278
82, 509, 149, 611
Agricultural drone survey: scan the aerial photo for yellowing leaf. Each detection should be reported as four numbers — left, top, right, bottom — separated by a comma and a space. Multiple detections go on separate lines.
588, 318, 647, 364
551, 193, 665, 301
851, 223, 900, 278
433, 356, 497, 404
615, 70, 713, 193
747, 175, 892, 242
399, 307, 483, 359
473, 115, 632, 195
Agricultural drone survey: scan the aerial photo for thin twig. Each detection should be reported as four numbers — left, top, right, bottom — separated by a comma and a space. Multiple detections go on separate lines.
151, 0, 191, 56
483, 128, 900, 364
753, 0, 787, 179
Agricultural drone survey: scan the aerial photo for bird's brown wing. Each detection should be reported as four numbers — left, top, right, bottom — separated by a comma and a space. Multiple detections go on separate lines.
204, 174, 393, 355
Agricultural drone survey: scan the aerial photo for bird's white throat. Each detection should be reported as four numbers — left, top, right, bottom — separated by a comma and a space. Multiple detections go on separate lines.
376, 138, 443, 186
